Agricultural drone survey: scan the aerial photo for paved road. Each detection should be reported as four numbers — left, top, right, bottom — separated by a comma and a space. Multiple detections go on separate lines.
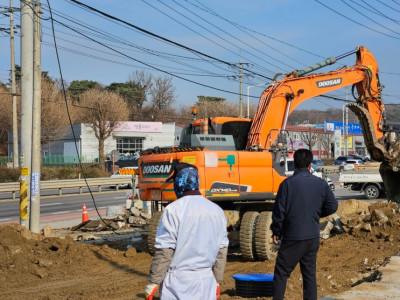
0, 189, 131, 228
0, 179, 387, 230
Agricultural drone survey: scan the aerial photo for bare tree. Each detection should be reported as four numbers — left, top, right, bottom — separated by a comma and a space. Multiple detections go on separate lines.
300, 128, 317, 150
0, 86, 13, 155
149, 75, 175, 111
321, 133, 333, 157
41, 78, 75, 146
76, 89, 129, 168
194, 101, 239, 119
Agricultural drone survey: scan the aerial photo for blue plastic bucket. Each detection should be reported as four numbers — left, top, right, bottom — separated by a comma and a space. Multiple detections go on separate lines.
233, 273, 274, 298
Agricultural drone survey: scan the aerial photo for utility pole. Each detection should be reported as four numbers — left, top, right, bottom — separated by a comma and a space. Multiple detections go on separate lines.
10, 0, 19, 168
239, 59, 243, 118
345, 86, 349, 156
20, 0, 34, 228
30, 0, 41, 233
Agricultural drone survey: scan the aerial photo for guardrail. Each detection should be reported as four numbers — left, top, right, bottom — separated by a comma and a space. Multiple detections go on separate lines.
0, 176, 134, 200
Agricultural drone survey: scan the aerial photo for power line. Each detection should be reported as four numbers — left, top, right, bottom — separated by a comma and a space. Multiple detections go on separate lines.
157, 0, 294, 71
314, 0, 400, 40
54, 18, 261, 98
141, 0, 278, 75
13, 7, 259, 88
40, 2, 259, 81
375, 0, 400, 13
37, 4, 242, 79
340, 0, 400, 36
187, 0, 324, 62
356, 0, 400, 26
68, 0, 274, 81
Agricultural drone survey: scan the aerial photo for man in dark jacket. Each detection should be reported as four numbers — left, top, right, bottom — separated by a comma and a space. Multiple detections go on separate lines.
271, 149, 338, 300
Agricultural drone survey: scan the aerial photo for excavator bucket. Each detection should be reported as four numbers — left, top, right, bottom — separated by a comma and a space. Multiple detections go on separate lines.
380, 163, 400, 203
348, 105, 400, 203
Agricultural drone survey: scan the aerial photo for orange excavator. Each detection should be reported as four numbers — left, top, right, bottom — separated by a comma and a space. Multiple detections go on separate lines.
139, 46, 400, 261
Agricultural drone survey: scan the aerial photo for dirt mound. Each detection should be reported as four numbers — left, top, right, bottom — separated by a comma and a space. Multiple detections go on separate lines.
340, 201, 400, 242
0, 223, 151, 299
336, 199, 371, 216
1, 200, 399, 300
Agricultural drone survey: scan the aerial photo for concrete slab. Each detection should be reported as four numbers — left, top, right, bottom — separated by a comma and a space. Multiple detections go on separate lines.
321, 255, 400, 299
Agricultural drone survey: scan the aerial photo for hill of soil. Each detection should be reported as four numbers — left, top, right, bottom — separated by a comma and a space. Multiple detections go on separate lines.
0, 200, 399, 299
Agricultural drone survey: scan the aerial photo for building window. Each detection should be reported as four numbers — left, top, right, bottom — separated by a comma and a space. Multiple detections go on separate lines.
293, 133, 300, 140
117, 138, 144, 154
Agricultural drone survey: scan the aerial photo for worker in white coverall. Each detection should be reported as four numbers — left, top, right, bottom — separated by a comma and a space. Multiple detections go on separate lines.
145, 163, 229, 300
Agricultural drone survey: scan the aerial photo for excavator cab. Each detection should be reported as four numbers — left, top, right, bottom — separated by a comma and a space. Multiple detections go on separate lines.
179, 117, 252, 151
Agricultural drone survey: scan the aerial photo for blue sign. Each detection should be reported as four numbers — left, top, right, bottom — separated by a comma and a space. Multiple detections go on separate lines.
324, 121, 362, 134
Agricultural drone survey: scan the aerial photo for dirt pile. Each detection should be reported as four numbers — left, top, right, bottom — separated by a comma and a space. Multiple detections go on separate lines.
0, 200, 399, 300
0, 223, 151, 299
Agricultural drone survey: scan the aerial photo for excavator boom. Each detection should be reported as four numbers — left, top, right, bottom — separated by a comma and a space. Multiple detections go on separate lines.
247, 46, 400, 202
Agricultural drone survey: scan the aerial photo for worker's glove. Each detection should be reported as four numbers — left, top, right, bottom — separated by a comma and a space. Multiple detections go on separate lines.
144, 283, 158, 300
216, 283, 220, 299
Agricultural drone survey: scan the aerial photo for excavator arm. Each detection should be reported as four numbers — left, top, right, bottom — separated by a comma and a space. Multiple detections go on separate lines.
247, 46, 400, 202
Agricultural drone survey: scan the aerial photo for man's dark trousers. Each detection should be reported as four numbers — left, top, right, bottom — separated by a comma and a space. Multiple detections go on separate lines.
273, 238, 320, 300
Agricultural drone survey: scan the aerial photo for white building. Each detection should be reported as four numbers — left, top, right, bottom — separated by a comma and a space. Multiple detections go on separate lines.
9, 122, 181, 162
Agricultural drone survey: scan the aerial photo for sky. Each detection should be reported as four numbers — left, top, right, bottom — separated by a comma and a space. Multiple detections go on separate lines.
0, 0, 399, 111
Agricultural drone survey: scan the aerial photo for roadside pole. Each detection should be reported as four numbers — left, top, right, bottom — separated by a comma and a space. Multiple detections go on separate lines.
30, 1, 41, 233
10, 0, 19, 168
19, 0, 34, 227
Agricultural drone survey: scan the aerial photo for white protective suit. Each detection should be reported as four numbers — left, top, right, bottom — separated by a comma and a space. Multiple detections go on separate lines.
155, 194, 229, 300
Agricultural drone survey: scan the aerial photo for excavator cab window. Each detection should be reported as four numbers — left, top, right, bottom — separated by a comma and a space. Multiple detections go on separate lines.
219, 121, 252, 150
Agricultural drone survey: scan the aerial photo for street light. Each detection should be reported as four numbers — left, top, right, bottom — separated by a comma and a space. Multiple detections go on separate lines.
246, 83, 268, 119
342, 103, 348, 156
342, 87, 349, 156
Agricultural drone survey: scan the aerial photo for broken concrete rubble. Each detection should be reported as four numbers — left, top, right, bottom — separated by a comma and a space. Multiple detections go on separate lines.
320, 200, 400, 240
72, 197, 150, 232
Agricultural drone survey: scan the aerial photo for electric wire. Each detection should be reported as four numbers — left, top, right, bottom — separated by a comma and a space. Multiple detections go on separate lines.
41, 32, 234, 78
63, 0, 246, 76
45, 0, 119, 233
170, 0, 297, 70
314, 0, 400, 40
15, 11, 235, 80
188, 0, 324, 61
375, 0, 400, 13
54, 18, 261, 98
68, 0, 274, 81
150, 0, 290, 72
12, 12, 258, 88
356, 0, 400, 26
39, 3, 248, 78
340, 0, 400, 36
15, 7, 256, 86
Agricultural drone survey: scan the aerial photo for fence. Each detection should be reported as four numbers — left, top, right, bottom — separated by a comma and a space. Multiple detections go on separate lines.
0, 155, 100, 166
0, 176, 134, 200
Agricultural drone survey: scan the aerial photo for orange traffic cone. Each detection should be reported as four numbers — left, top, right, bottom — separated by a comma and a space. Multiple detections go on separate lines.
82, 203, 89, 222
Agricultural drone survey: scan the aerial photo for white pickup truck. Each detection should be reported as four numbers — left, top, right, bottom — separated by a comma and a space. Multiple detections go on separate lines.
339, 169, 384, 199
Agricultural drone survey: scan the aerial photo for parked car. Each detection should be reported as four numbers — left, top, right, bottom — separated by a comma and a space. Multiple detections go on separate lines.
312, 159, 324, 167
342, 159, 364, 171
333, 156, 348, 166
348, 154, 367, 162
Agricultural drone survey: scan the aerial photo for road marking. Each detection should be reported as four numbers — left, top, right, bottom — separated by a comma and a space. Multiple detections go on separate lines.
112, 196, 126, 199
0, 218, 12, 221
50, 211, 72, 215
41, 203, 62, 206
